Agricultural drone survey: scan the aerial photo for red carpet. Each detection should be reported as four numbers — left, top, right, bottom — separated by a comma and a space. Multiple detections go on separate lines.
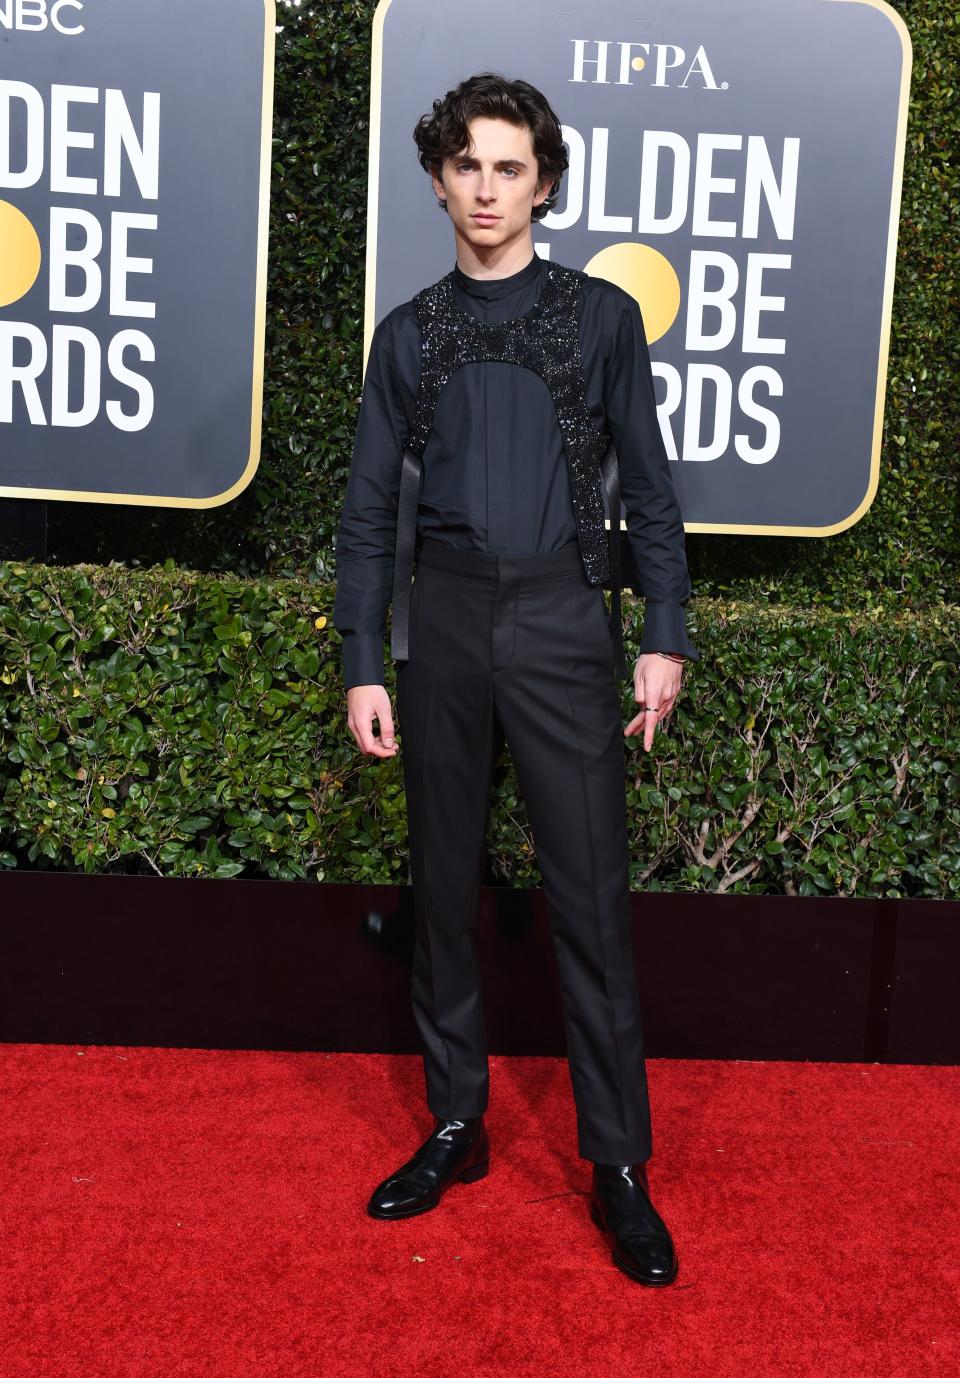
1, 1045, 957, 1378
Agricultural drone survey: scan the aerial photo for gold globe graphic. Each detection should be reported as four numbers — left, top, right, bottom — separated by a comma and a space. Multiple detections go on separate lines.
0, 201, 42, 307
584, 242, 681, 345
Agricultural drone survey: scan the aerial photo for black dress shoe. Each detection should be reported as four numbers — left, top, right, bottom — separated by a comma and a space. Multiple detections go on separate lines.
366, 1115, 489, 1220
589, 1161, 679, 1285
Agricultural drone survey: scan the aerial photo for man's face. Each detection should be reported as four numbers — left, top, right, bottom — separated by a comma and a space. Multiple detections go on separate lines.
431, 116, 551, 252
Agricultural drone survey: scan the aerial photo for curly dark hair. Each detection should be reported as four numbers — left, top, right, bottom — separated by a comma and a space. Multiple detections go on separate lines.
412, 72, 569, 223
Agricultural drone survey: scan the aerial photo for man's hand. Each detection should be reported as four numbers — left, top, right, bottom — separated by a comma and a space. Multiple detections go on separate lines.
346, 684, 399, 758
624, 654, 684, 752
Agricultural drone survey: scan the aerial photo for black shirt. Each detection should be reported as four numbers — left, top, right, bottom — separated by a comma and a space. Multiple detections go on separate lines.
333, 250, 699, 690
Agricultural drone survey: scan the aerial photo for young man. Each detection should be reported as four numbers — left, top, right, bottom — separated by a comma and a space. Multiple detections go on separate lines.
333, 73, 699, 1287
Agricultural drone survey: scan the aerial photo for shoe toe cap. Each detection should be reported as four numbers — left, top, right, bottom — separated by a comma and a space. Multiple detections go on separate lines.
367, 1175, 419, 1216
615, 1235, 678, 1283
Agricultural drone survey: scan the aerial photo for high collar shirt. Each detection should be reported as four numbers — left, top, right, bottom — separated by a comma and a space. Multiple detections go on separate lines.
333, 250, 699, 690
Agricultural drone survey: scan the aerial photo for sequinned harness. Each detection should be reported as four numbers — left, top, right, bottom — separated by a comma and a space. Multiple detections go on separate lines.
390, 260, 627, 680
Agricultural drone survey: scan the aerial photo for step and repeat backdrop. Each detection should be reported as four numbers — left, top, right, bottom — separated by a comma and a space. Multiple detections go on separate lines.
0, 0, 910, 537
0, 0, 274, 508
366, 0, 911, 535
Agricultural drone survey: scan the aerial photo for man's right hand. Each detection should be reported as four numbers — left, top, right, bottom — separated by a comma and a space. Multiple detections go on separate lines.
346, 684, 399, 758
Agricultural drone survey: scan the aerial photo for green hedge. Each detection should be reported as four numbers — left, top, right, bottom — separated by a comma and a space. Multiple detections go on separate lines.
2, 559, 957, 897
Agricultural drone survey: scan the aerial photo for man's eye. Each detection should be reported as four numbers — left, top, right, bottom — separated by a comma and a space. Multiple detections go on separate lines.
456, 164, 517, 175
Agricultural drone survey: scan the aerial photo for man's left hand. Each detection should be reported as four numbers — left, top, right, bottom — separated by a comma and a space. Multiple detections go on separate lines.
624, 653, 684, 752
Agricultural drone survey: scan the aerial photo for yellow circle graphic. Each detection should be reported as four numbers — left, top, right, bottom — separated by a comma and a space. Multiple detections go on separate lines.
0, 200, 42, 307
584, 242, 681, 345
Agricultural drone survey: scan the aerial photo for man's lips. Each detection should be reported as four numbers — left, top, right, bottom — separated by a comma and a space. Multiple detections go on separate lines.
472, 214, 500, 223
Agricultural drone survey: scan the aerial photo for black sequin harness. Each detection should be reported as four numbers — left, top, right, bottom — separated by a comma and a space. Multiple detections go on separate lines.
390, 260, 626, 679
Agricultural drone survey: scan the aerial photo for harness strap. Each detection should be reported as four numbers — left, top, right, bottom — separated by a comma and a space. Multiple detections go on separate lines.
600, 442, 627, 682
389, 447, 422, 663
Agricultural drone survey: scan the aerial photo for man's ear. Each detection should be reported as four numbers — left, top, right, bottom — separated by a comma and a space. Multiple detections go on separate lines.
534, 175, 553, 208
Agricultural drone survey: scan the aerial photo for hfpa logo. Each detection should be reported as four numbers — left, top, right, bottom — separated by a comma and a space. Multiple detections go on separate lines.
569, 39, 727, 90
0, 0, 84, 34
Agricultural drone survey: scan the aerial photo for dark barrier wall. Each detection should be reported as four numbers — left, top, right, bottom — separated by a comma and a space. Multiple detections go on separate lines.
2, 873, 958, 1065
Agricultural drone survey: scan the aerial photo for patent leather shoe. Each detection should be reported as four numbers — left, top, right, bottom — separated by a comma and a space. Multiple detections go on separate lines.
366, 1115, 489, 1220
589, 1160, 679, 1285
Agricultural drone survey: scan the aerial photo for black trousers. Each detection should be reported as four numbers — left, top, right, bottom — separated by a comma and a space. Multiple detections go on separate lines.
395, 534, 653, 1164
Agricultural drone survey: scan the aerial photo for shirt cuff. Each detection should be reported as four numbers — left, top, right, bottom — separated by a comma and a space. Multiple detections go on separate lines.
341, 632, 387, 691
637, 601, 701, 662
